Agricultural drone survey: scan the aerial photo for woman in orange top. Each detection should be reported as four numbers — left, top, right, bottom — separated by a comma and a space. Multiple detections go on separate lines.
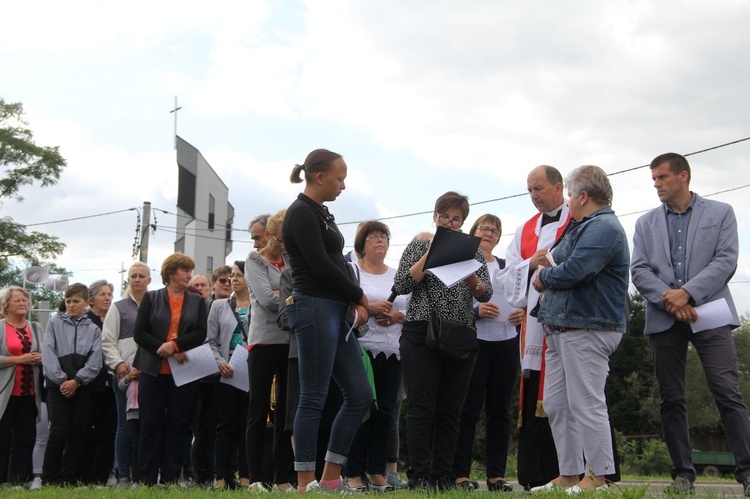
0, 286, 42, 487
133, 253, 207, 486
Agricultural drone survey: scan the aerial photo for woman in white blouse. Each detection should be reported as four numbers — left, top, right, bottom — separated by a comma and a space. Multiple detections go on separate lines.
344, 221, 409, 491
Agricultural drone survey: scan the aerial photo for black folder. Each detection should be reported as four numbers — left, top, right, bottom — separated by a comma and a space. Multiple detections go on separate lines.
422, 226, 481, 271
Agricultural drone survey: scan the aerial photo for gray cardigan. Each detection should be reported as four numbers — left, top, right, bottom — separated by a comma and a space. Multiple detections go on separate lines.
206, 296, 249, 366
0, 319, 43, 420
245, 252, 289, 346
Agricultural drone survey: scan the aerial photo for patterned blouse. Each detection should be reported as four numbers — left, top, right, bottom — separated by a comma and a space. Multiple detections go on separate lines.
394, 239, 492, 326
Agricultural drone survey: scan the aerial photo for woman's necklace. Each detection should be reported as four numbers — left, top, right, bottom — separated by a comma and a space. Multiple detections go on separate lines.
235, 295, 250, 308
5, 318, 27, 329
361, 259, 387, 275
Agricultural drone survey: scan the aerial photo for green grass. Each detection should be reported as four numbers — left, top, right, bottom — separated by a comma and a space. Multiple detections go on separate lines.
1, 480, 742, 498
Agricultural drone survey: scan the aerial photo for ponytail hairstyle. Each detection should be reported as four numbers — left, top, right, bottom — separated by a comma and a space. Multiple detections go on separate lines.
289, 149, 343, 184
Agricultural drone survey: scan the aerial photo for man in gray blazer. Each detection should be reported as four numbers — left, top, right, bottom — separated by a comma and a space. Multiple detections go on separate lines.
632, 152, 750, 495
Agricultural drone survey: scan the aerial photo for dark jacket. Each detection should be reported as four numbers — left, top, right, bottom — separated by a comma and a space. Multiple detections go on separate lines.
133, 287, 208, 377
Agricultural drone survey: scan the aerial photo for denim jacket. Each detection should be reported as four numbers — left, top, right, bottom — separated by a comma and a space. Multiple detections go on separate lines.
536, 205, 629, 332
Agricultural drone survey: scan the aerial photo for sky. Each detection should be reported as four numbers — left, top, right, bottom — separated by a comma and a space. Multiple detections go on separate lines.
3, 0, 750, 314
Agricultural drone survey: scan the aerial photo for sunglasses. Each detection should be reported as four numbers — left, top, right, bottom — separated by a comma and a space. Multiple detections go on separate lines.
216, 277, 230, 284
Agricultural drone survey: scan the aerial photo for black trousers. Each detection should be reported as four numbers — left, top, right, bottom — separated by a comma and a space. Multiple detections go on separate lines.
345, 352, 402, 478
78, 387, 117, 484
216, 383, 249, 480
400, 326, 477, 480
651, 323, 750, 483
137, 373, 197, 485
191, 380, 218, 484
126, 418, 140, 482
0, 395, 37, 484
246, 344, 292, 485
516, 370, 559, 488
43, 385, 91, 485
453, 337, 519, 479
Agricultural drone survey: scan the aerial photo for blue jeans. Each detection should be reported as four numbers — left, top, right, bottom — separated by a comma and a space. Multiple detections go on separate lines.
113, 381, 132, 480
290, 295, 372, 472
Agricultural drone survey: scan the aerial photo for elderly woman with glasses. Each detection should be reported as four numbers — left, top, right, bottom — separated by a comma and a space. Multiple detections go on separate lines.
344, 221, 409, 491
394, 191, 492, 491
207, 260, 251, 490
531, 165, 628, 492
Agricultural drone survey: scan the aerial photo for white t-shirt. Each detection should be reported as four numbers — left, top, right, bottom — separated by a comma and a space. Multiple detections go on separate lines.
354, 264, 409, 360
476, 259, 518, 342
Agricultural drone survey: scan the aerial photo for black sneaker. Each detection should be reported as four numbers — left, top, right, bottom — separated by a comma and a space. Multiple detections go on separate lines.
487, 479, 514, 493
664, 476, 695, 494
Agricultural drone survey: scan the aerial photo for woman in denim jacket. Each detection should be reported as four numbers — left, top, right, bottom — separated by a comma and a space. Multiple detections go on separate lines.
531, 165, 629, 493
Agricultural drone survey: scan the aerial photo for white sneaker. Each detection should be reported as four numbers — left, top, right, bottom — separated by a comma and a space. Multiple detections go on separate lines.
300, 480, 320, 493
248, 481, 269, 492
28, 477, 43, 491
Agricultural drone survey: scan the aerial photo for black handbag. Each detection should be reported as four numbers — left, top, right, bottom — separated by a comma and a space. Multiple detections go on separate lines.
425, 309, 479, 360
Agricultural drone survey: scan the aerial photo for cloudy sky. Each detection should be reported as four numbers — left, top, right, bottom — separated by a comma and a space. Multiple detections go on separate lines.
3, 0, 750, 313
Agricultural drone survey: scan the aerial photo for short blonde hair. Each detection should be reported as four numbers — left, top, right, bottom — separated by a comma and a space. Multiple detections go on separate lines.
1, 286, 30, 316
160, 253, 196, 285
266, 209, 287, 238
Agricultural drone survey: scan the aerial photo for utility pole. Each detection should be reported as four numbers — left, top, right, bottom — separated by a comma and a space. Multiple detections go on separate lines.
170, 96, 182, 149
139, 201, 151, 264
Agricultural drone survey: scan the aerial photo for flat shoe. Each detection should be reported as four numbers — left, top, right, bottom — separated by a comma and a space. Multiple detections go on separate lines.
455, 480, 479, 490
487, 479, 513, 492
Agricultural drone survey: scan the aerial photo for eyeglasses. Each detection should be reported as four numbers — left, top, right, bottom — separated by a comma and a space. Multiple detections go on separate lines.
366, 233, 390, 241
216, 277, 230, 284
437, 214, 463, 228
229, 273, 244, 279
477, 225, 500, 237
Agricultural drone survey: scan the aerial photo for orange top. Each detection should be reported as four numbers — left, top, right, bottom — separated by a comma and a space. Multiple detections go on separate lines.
160, 293, 184, 375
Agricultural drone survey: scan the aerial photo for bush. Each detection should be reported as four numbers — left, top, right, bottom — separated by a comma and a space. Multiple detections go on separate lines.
619, 437, 671, 475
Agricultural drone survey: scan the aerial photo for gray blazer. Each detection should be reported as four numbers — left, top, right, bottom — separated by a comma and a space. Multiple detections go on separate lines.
631, 193, 740, 334
206, 296, 249, 366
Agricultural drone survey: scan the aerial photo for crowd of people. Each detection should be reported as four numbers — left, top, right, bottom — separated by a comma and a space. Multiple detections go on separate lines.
1, 150, 749, 495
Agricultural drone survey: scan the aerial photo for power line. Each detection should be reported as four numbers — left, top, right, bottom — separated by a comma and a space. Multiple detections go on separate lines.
156, 226, 254, 244
338, 135, 750, 226
608, 136, 750, 177
153, 207, 246, 232
23, 208, 138, 227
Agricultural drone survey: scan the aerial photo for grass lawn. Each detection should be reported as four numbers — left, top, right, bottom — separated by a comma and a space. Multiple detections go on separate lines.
1, 477, 740, 499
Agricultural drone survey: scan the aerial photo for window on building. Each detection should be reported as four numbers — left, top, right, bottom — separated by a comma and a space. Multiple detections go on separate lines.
207, 256, 214, 276
208, 194, 215, 231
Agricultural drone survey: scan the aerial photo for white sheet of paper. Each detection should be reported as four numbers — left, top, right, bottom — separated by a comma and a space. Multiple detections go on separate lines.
426, 259, 482, 287
690, 298, 733, 333
168, 343, 219, 387
220, 344, 249, 392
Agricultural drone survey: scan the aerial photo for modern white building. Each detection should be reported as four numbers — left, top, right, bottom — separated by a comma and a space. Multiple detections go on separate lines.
174, 135, 234, 277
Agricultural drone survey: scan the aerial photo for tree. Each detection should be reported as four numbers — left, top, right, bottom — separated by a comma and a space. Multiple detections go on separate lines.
607, 293, 663, 436
0, 98, 67, 264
